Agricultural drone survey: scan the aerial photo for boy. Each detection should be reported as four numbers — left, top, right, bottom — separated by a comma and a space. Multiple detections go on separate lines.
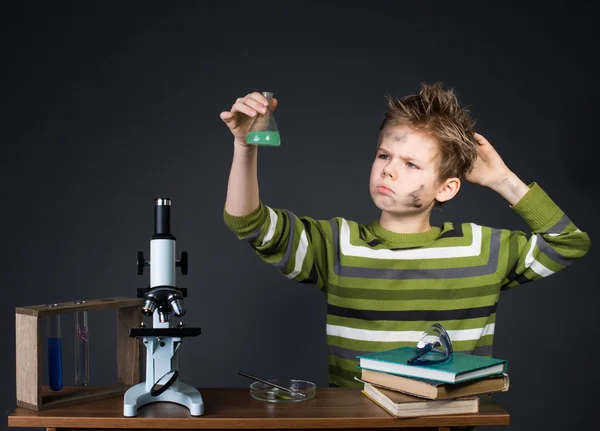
221, 83, 590, 388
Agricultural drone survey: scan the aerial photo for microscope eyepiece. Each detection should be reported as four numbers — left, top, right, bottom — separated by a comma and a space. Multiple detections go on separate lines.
153, 197, 173, 237
155, 198, 171, 206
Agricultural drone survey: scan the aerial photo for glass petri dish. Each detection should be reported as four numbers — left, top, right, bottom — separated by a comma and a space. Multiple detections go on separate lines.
249, 379, 316, 402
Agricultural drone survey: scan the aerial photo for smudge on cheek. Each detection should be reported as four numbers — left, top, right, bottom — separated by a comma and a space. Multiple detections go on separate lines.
406, 185, 425, 208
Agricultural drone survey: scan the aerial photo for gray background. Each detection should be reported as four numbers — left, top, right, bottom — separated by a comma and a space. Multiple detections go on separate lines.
2, 1, 598, 430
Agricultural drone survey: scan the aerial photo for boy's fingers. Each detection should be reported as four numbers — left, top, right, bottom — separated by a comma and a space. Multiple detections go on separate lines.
247, 92, 270, 106
231, 101, 258, 118
241, 96, 268, 113
220, 111, 233, 121
222, 92, 277, 126
248, 94, 277, 112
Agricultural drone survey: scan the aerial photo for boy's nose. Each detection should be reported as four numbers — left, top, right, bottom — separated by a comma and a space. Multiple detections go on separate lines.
382, 164, 395, 179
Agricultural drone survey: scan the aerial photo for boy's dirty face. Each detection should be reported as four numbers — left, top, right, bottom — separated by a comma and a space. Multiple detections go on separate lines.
370, 125, 443, 215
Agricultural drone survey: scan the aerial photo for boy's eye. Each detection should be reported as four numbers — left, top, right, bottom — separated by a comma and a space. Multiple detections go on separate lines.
406, 162, 419, 169
378, 153, 389, 160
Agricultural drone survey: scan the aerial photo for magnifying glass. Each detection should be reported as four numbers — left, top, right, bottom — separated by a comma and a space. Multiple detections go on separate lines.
150, 370, 179, 397
407, 323, 453, 366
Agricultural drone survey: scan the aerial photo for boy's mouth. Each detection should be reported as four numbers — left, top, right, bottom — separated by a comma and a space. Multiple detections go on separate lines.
376, 184, 394, 194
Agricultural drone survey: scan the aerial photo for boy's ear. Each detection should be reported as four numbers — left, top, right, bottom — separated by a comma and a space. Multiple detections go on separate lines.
436, 177, 461, 203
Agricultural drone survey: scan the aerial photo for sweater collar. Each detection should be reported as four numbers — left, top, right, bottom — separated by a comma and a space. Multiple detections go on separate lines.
367, 220, 442, 246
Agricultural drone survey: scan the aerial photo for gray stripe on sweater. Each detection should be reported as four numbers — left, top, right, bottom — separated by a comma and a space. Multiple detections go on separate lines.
535, 234, 575, 266
547, 214, 571, 234
465, 344, 494, 357
330, 220, 501, 279
329, 344, 371, 361
244, 225, 263, 243
274, 210, 296, 272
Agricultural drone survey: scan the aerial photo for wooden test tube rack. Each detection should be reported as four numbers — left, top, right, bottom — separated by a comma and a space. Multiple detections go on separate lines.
15, 297, 144, 411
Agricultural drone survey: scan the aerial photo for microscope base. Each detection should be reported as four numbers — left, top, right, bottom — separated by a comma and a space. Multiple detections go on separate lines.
123, 381, 204, 417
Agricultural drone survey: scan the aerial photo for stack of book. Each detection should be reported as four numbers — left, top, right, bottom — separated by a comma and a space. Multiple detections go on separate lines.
355, 347, 509, 418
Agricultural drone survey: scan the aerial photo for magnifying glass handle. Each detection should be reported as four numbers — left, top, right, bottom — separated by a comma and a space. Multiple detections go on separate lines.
407, 341, 441, 365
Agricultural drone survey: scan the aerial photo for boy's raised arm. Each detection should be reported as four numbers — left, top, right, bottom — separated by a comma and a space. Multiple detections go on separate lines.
221, 92, 278, 216
467, 133, 590, 288
221, 92, 331, 289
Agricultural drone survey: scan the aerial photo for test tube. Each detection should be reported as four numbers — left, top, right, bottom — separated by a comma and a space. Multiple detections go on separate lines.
74, 309, 90, 386
46, 313, 63, 391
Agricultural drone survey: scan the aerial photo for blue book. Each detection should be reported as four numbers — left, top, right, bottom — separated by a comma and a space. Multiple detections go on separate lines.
357, 346, 508, 384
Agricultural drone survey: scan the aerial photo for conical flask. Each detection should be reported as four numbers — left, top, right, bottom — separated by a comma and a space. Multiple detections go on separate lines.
246, 91, 280, 147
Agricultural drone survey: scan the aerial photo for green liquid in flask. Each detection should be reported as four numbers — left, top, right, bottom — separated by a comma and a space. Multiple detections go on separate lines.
245, 91, 280, 147
246, 131, 281, 146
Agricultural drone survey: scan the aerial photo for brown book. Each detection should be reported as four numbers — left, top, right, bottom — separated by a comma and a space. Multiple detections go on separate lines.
362, 383, 479, 418
357, 369, 509, 400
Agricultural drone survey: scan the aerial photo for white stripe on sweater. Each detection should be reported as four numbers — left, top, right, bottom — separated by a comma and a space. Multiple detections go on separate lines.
524, 235, 554, 277
340, 220, 483, 259
326, 323, 495, 342
262, 207, 278, 246
548, 228, 581, 237
286, 229, 309, 279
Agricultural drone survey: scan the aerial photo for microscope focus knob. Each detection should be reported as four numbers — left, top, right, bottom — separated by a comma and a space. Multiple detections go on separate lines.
177, 251, 188, 275
137, 251, 147, 275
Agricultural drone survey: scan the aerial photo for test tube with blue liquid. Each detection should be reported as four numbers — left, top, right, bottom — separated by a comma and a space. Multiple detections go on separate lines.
74, 303, 90, 386
46, 311, 63, 391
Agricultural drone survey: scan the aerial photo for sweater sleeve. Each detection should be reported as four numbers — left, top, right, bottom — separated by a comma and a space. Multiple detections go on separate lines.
223, 202, 331, 290
500, 182, 591, 290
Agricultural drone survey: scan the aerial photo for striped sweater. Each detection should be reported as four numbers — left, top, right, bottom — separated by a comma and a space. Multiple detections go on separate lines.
224, 183, 590, 387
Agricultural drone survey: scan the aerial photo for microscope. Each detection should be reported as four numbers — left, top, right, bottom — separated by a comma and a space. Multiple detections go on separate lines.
123, 198, 203, 417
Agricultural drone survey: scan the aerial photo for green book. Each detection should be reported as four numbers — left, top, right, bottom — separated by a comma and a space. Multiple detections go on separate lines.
357, 346, 508, 384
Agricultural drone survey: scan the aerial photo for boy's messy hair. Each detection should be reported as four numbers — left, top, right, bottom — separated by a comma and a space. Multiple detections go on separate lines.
379, 82, 479, 189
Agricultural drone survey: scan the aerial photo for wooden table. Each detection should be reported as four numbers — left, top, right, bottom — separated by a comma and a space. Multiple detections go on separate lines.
8, 388, 510, 431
